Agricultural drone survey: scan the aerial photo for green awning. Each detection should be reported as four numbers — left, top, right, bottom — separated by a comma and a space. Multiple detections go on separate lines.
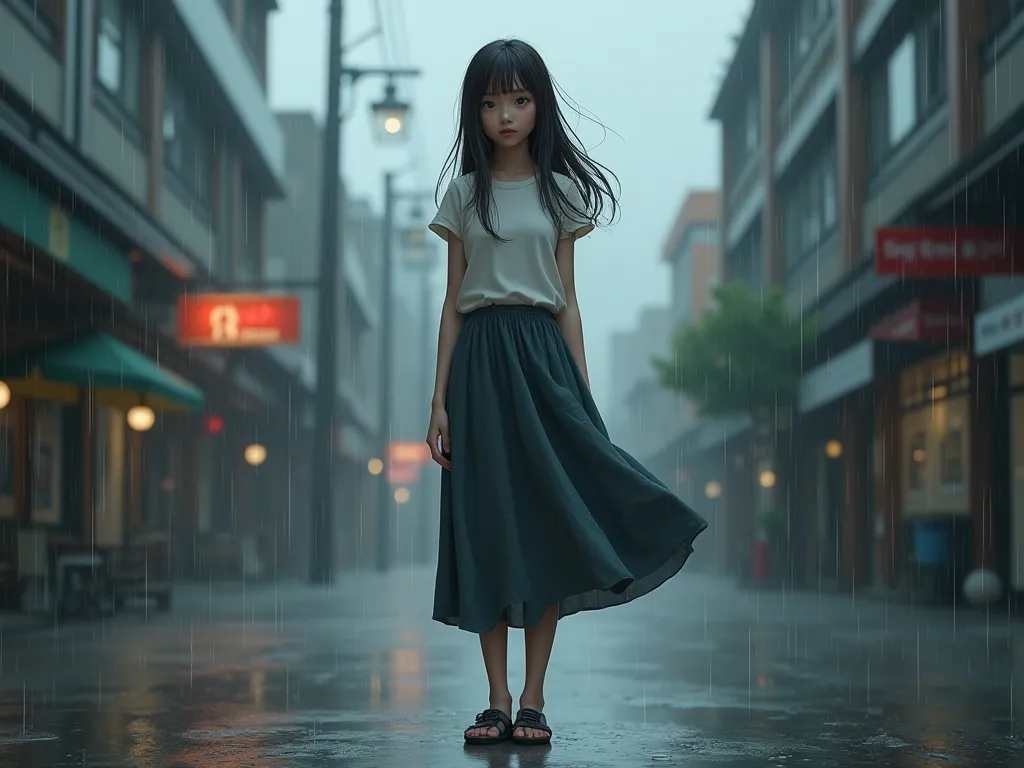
1, 332, 205, 412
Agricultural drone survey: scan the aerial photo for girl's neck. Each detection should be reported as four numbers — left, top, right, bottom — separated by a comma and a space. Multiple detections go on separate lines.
491, 143, 534, 182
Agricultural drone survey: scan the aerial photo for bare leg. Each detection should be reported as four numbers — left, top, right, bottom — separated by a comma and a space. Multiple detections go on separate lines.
516, 603, 558, 740
465, 621, 512, 738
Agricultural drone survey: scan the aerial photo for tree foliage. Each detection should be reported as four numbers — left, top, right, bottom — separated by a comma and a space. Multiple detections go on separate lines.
653, 282, 818, 418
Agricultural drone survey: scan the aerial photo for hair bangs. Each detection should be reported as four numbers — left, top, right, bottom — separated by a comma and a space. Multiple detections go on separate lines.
479, 46, 536, 97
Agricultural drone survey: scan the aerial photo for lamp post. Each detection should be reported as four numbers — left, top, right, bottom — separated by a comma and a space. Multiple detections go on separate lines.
375, 182, 433, 572
308, 0, 420, 585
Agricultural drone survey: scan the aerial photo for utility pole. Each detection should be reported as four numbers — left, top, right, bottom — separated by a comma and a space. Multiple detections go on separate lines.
309, 0, 344, 585
376, 171, 396, 572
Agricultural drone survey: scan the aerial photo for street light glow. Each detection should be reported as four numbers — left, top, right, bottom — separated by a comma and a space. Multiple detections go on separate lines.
0, 380, 9, 411
245, 442, 267, 467
394, 487, 410, 504
758, 469, 777, 489
383, 116, 402, 134
368, 458, 384, 475
705, 480, 722, 499
126, 404, 155, 432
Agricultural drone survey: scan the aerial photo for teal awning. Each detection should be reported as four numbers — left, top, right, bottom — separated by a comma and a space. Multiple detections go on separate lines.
1, 332, 205, 412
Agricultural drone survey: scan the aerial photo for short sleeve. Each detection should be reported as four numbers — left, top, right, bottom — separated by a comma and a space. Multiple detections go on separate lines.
559, 181, 595, 240
429, 181, 464, 241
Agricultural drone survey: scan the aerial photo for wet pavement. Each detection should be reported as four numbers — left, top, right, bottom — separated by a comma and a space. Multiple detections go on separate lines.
0, 569, 1021, 766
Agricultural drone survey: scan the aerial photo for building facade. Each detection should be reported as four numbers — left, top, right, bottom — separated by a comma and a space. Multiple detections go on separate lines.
701, 0, 1024, 597
0, 0, 316, 599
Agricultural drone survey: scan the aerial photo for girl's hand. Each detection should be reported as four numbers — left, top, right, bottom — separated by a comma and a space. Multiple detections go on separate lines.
426, 405, 452, 471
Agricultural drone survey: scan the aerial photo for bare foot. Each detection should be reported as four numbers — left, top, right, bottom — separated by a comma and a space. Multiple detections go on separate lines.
465, 695, 512, 740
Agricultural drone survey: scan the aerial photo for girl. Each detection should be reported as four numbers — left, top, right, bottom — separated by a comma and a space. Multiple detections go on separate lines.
425, 38, 708, 747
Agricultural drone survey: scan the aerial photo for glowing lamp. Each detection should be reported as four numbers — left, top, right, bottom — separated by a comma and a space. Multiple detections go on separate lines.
368, 458, 384, 476
705, 481, 722, 499
758, 469, 776, 489
0, 380, 10, 411
394, 487, 411, 504
825, 439, 843, 459
126, 405, 155, 432
205, 414, 224, 435
244, 442, 267, 467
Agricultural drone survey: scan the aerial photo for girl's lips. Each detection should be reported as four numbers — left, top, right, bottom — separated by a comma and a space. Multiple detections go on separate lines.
499, 130, 516, 135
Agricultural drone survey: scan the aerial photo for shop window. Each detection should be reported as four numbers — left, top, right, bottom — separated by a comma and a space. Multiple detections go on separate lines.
30, 403, 62, 525
900, 350, 971, 516
907, 432, 926, 490
163, 68, 212, 217
0, 408, 14, 520
866, 1, 947, 173
95, 0, 141, 121
939, 427, 965, 489
4, 0, 61, 50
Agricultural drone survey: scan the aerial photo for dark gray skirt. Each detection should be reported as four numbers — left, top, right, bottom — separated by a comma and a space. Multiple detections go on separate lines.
433, 305, 708, 634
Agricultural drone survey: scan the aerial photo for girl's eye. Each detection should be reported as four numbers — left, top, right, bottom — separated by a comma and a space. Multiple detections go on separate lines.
516, 97, 529, 106
482, 101, 495, 109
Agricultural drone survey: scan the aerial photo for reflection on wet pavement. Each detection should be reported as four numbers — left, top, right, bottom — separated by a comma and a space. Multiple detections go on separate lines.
0, 570, 1020, 766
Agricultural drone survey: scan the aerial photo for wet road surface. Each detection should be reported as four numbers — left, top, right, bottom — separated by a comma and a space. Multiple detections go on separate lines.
0, 568, 1021, 766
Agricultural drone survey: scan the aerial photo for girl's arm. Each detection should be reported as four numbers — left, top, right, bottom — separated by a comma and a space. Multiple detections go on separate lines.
554, 235, 591, 390
431, 235, 468, 408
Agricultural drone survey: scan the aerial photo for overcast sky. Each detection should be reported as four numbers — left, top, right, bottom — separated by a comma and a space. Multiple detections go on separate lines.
267, 0, 751, 414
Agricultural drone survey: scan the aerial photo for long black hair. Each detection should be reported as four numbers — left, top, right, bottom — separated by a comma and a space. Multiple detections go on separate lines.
436, 38, 620, 241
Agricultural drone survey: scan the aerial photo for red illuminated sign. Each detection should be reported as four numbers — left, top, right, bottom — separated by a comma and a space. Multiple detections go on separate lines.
177, 294, 301, 347
875, 227, 1023, 277
388, 464, 420, 485
869, 299, 968, 343
389, 441, 432, 465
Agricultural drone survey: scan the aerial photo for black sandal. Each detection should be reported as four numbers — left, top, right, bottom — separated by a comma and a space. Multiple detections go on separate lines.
463, 708, 513, 744
511, 708, 552, 745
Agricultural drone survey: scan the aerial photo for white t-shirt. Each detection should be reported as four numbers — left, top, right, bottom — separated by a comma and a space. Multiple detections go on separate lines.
428, 173, 594, 314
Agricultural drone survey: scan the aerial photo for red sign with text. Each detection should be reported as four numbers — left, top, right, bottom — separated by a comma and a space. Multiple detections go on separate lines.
177, 294, 301, 347
869, 299, 968, 342
875, 227, 1022, 277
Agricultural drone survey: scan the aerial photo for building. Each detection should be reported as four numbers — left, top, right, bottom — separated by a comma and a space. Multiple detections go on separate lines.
701, 0, 1024, 597
0, 0, 314, 598
265, 111, 381, 572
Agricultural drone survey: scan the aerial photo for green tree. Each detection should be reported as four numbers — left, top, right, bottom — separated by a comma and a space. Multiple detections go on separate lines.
652, 282, 818, 420
653, 282, 818, 574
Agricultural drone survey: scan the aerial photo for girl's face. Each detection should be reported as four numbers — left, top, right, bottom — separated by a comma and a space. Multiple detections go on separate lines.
480, 84, 536, 150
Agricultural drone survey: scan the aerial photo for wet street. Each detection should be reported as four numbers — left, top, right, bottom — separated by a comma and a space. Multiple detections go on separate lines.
0, 569, 1020, 767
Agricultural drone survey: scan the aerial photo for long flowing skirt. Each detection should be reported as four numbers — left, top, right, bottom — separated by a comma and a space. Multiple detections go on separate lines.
432, 305, 708, 633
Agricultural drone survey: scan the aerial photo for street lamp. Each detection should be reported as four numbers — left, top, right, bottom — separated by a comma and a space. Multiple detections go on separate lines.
394, 487, 410, 505
371, 81, 410, 140
368, 457, 383, 475
126, 404, 155, 432
0, 380, 9, 411
307, 0, 420, 585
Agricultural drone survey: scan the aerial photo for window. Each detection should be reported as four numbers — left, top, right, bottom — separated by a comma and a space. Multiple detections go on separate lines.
725, 88, 762, 189
4, 0, 60, 49
726, 220, 763, 290
867, 2, 947, 171
782, 135, 838, 270
163, 70, 212, 213
95, 0, 141, 118
779, 0, 834, 96
887, 35, 916, 145
242, 185, 263, 277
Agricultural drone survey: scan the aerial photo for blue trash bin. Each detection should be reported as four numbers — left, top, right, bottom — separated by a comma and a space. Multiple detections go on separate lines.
913, 521, 951, 567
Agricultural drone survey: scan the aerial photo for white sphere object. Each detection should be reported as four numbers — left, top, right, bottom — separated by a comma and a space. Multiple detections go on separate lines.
963, 569, 1003, 606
